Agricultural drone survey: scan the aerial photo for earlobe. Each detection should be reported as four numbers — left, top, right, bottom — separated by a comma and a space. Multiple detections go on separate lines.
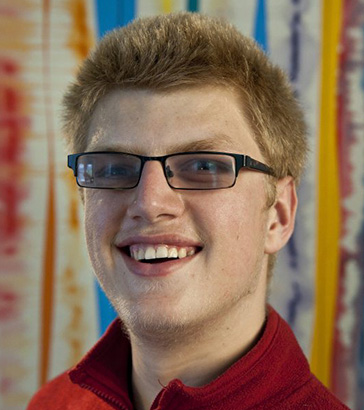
264, 177, 298, 254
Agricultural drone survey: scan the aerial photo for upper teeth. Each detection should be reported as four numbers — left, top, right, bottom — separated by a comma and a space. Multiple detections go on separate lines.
130, 245, 195, 261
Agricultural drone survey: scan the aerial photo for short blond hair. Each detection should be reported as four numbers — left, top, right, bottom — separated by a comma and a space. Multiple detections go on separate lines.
63, 12, 307, 185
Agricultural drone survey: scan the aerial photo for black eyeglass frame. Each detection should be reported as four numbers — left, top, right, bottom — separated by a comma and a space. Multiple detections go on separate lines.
67, 151, 275, 191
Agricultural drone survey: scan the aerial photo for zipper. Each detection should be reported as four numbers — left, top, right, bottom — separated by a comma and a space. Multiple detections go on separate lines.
79, 382, 131, 410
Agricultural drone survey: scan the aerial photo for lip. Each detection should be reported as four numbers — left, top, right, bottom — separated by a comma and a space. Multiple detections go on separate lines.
116, 234, 203, 248
115, 234, 203, 277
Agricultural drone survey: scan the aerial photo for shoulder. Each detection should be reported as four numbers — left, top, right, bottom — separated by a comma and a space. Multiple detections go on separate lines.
274, 374, 350, 409
261, 309, 349, 409
26, 371, 112, 410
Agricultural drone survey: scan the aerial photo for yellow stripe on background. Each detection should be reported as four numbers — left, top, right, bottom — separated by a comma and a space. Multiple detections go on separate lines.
310, 0, 342, 388
161, 0, 173, 13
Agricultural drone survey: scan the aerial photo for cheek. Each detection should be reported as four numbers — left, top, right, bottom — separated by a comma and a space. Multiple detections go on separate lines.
83, 194, 126, 276
200, 193, 267, 264
84, 193, 124, 248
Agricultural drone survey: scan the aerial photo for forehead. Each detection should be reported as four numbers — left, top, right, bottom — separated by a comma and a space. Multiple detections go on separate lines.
87, 86, 261, 158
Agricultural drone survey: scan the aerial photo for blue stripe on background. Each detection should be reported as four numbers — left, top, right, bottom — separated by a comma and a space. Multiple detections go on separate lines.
95, 0, 136, 38
93, 0, 136, 336
94, 281, 118, 335
95, 0, 118, 38
118, 0, 136, 27
289, 0, 301, 83
285, 0, 302, 328
187, 0, 199, 12
253, 0, 268, 52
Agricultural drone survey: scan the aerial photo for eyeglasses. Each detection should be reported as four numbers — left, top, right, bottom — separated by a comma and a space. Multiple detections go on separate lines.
67, 151, 274, 191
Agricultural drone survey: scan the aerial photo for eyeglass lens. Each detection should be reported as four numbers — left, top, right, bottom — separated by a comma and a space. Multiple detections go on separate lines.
77, 153, 141, 188
76, 153, 237, 190
166, 153, 236, 189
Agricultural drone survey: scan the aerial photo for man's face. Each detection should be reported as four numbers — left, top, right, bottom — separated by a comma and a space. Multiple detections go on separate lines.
84, 86, 274, 339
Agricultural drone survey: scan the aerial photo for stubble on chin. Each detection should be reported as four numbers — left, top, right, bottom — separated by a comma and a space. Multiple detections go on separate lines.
110, 294, 205, 349
109, 277, 263, 351
98, 245, 267, 349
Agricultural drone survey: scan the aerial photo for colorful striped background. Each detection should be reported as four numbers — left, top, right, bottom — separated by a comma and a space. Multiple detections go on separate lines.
0, 1, 363, 409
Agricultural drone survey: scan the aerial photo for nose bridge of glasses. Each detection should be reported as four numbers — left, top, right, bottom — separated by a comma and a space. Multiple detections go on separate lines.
139, 155, 170, 185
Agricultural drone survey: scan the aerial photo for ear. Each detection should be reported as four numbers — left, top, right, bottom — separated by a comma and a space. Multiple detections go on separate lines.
264, 176, 298, 254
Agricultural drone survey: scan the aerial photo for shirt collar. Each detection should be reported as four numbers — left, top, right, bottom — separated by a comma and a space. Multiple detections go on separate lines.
68, 306, 311, 409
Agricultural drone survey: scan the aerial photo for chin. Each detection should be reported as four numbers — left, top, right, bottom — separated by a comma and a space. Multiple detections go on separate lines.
111, 295, 205, 344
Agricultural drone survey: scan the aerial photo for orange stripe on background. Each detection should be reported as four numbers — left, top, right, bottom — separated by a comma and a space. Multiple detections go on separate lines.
310, 0, 342, 388
68, 0, 94, 60
40, 0, 57, 386
40, 181, 56, 385
61, 0, 95, 368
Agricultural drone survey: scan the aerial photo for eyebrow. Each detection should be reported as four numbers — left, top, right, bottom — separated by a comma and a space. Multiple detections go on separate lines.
168, 135, 235, 153
89, 134, 236, 154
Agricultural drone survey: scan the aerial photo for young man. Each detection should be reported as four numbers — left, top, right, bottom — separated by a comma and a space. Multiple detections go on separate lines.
28, 12, 348, 410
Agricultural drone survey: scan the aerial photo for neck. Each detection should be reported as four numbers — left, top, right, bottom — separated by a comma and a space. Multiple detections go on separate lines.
130, 299, 267, 410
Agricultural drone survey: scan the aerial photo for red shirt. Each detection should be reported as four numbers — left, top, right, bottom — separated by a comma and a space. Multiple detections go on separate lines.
27, 307, 349, 409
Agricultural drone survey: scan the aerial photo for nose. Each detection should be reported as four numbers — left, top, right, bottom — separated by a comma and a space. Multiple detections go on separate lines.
126, 161, 185, 223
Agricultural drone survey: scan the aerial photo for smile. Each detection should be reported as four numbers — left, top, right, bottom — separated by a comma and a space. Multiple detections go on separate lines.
129, 244, 198, 263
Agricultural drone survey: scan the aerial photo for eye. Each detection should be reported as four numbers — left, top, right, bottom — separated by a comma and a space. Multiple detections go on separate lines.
194, 160, 217, 172
180, 158, 232, 174
101, 164, 135, 178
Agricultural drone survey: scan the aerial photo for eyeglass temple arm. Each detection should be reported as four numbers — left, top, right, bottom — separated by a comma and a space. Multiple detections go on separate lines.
67, 154, 78, 175
244, 156, 274, 176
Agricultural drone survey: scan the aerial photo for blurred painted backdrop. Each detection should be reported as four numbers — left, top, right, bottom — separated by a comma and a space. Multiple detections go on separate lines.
1, 0, 363, 409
